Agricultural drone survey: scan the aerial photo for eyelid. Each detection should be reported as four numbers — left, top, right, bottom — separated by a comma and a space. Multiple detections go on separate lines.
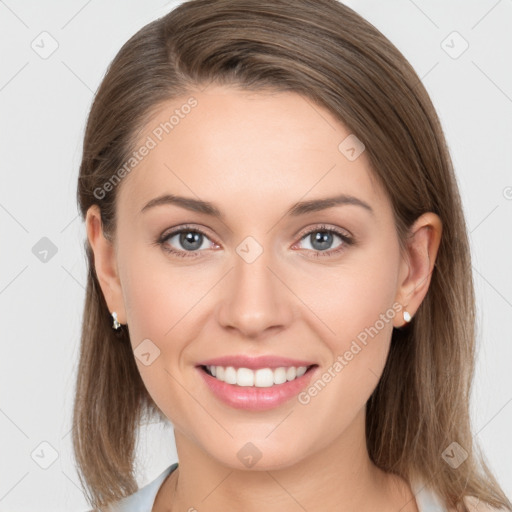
159, 223, 217, 242
295, 223, 353, 241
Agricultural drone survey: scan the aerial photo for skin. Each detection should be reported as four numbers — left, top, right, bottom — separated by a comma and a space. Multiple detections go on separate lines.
86, 85, 442, 512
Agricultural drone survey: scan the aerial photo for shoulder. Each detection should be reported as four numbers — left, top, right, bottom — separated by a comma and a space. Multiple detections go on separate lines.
96, 462, 179, 512
410, 476, 510, 512
460, 495, 511, 512
423, 492, 510, 512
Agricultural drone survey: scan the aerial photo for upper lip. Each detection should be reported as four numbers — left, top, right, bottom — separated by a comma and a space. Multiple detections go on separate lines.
196, 355, 317, 370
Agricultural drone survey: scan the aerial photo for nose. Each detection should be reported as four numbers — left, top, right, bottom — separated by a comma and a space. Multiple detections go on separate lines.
216, 242, 295, 340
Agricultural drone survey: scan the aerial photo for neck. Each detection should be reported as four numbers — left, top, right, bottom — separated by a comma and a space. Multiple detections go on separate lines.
153, 408, 418, 512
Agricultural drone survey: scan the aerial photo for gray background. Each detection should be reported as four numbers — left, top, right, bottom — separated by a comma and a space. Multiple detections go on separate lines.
0, 0, 511, 510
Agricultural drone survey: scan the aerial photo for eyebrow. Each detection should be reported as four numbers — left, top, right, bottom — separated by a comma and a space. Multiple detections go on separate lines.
140, 193, 374, 218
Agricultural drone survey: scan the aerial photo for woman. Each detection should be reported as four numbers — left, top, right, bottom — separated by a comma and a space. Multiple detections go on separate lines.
73, 0, 512, 510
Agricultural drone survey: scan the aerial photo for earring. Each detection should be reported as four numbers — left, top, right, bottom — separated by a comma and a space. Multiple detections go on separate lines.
403, 310, 412, 323
112, 311, 121, 330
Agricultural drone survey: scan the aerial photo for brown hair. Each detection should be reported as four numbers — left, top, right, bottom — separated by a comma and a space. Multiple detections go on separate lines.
73, 0, 512, 510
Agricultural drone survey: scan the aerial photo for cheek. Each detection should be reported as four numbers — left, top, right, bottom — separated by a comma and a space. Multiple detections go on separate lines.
292, 238, 400, 414
119, 241, 196, 342
118, 245, 211, 398
122, 268, 172, 343
118, 248, 201, 423
294, 235, 400, 350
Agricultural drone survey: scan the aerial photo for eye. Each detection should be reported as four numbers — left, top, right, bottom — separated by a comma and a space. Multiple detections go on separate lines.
155, 223, 355, 259
157, 225, 216, 259
294, 224, 354, 258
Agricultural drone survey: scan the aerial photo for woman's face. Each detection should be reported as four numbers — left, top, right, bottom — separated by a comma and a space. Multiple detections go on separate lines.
90, 85, 428, 470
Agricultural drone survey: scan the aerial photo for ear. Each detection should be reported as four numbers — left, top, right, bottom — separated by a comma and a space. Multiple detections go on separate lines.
393, 212, 442, 328
85, 204, 126, 324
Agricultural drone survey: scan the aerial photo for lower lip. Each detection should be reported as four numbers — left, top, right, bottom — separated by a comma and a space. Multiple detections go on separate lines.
196, 365, 318, 411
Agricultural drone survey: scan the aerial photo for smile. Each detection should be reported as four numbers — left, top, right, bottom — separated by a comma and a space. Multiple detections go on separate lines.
202, 364, 312, 387
197, 364, 319, 410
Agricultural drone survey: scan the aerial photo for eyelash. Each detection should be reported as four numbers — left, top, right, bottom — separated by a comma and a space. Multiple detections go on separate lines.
155, 224, 355, 259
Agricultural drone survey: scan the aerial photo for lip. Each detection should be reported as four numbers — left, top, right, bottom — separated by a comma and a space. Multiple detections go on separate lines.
196, 355, 316, 370
196, 364, 319, 411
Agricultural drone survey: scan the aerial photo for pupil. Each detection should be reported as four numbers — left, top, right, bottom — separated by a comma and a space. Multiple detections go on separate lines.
312, 231, 332, 251
181, 231, 202, 250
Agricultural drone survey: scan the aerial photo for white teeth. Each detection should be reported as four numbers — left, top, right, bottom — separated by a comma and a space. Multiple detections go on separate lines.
254, 368, 274, 387
296, 366, 307, 377
224, 366, 237, 385
273, 367, 287, 384
205, 365, 310, 387
237, 367, 254, 387
286, 367, 296, 381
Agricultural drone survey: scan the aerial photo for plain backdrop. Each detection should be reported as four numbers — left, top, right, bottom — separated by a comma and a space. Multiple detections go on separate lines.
0, 0, 511, 510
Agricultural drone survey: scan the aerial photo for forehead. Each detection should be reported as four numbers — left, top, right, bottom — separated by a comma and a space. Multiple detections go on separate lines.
118, 85, 388, 220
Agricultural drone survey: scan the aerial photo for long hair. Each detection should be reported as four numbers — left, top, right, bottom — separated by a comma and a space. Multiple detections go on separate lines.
73, 1, 512, 510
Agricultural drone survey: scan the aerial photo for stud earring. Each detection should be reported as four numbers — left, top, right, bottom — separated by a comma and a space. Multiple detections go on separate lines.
403, 310, 412, 323
112, 311, 122, 330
